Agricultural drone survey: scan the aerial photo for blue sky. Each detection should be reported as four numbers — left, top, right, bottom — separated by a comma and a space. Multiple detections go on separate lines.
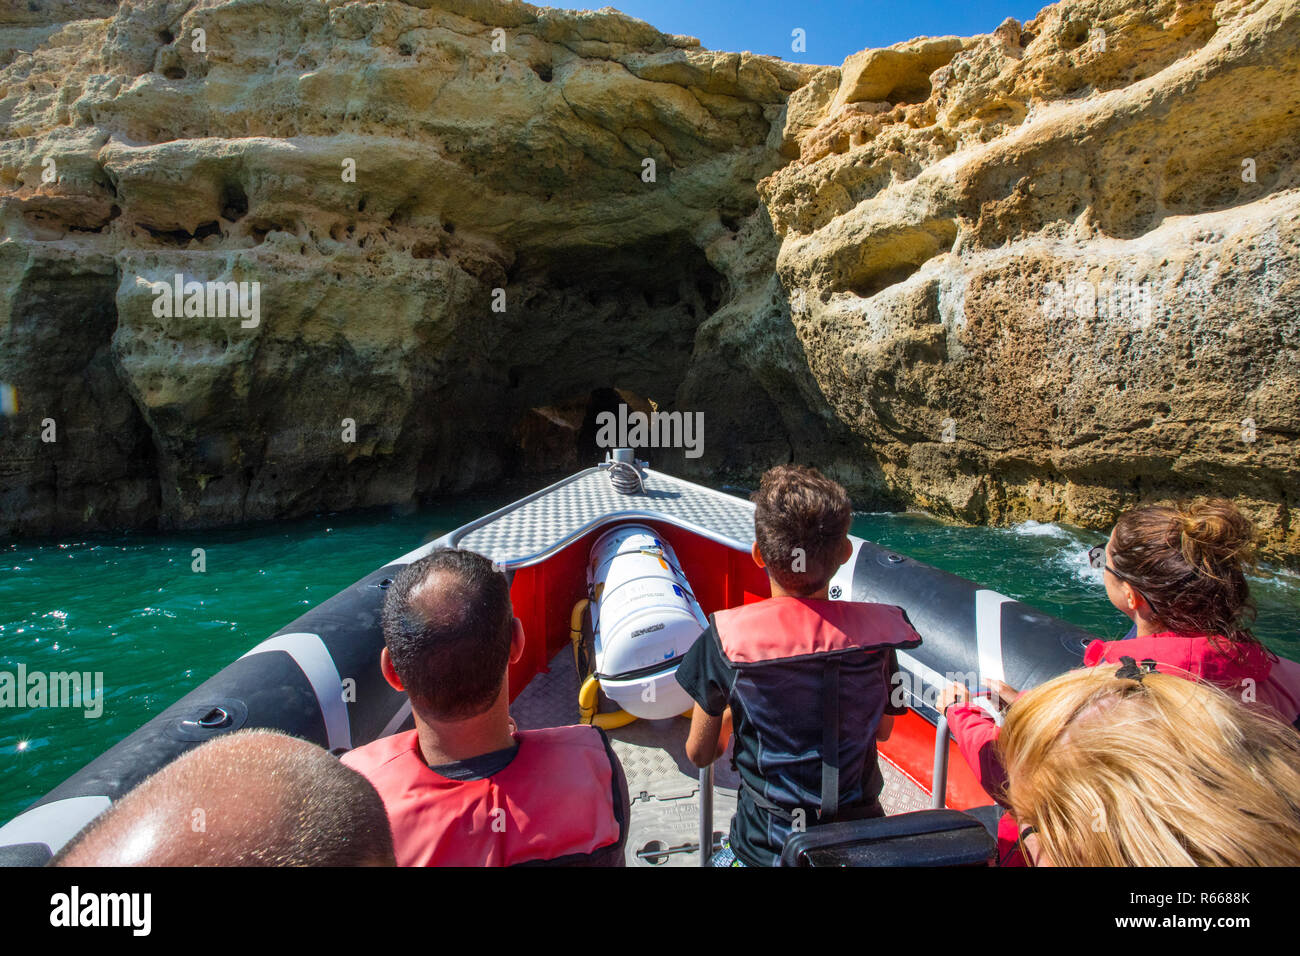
550, 1, 1048, 66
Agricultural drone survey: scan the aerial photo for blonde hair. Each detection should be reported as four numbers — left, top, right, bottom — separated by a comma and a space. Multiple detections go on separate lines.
998, 666, 1300, 866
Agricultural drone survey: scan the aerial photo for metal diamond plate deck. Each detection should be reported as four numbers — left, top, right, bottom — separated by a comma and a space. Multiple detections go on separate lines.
453, 467, 756, 567
511, 647, 739, 866
878, 757, 931, 814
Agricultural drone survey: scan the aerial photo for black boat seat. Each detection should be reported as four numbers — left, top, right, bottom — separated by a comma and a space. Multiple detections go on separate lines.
962, 803, 1004, 840
778, 808, 997, 867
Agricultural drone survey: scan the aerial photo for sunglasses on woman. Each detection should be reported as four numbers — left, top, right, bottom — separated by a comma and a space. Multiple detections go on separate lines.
1087, 545, 1156, 607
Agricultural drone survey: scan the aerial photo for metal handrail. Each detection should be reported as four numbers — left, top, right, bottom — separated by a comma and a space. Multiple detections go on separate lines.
698, 764, 714, 867
931, 712, 950, 809
933, 696, 1003, 809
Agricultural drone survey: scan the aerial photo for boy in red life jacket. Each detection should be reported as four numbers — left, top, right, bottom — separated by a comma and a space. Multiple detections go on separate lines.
342, 548, 629, 866
676, 465, 922, 867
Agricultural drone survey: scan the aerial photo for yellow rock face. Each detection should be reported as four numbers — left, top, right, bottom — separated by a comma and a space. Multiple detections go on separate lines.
761, 0, 1300, 563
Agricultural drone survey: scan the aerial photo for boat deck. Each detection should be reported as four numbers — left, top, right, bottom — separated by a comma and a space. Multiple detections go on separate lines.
512, 647, 932, 866
450, 467, 758, 565
467, 465, 937, 865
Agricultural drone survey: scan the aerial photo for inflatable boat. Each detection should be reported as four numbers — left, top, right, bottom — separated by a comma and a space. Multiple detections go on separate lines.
0, 452, 1095, 866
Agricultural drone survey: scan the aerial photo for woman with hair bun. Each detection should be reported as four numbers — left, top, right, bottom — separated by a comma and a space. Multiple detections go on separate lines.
1080, 498, 1300, 727
939, 498, 1300, 864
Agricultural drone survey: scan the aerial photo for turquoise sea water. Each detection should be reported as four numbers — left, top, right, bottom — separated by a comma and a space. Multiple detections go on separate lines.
2, 492, 1298, 824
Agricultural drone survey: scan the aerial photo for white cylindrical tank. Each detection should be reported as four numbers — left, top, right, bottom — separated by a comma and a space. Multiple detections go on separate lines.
588, 524, 709, 719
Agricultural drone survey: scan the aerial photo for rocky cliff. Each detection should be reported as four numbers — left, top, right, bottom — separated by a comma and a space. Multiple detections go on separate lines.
1, 0, 1297, 563
764, 0, 1300, 563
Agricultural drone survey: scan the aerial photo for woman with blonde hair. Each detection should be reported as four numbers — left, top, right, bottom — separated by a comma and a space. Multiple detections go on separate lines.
998, 661, 1300, 866
938, 497, 1300, 863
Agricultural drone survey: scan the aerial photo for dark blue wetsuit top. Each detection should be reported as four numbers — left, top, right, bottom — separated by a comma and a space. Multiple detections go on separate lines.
676, 618, 907, 867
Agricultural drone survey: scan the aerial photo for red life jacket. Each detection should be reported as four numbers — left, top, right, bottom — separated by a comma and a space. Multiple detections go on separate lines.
714, 597, 921, 663
1083, 632, 1300, 725
713, 597, 922, 830
341, 725, 624, 867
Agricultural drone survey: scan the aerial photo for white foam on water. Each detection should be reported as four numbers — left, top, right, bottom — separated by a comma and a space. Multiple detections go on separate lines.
1059, 547, 1106, 587
1254, 565, 1300, 586
994, 521, 1105, 587
1006, 520, 1073, 538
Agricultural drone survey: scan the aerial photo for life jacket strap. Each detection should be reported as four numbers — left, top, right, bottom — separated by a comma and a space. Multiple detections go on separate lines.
739, 777, 796, 821
820, 657, 840, 821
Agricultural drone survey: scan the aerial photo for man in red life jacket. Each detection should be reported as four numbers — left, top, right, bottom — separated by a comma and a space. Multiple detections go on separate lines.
342, 548, 629, 866
676, 465, 922, 867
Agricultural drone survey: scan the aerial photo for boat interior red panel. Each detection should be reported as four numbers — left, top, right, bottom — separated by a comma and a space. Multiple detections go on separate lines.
507, 521, 771, 702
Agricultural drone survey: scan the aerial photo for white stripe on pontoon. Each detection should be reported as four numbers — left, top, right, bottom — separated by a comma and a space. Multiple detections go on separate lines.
896, 650, 1004, 725
240, 632, 352, 752
0, 795, 111, 854
896, 650, 947, 691
379, 699, 413, 738
975, 590, 1010, 686
828, 536, 865, 601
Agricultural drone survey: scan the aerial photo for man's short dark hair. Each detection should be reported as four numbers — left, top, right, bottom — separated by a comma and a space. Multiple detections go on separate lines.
382, 548, 513, 721
752, 465, 852, 595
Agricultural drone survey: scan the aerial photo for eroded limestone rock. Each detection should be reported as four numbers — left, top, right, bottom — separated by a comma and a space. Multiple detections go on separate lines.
762, 0, 1300, 561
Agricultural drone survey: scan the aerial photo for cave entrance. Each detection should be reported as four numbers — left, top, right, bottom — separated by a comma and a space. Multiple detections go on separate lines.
512, 387, 658, 475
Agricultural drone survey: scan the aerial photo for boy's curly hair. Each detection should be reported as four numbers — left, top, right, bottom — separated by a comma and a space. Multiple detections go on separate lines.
752, 465, 852, 595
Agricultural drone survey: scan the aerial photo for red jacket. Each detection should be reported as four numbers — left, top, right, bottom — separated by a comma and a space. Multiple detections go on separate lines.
341, 726, 626, 867
947, 631, 1300, 864
1083, 632, 1300, 725
945, 703, 1026, 866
